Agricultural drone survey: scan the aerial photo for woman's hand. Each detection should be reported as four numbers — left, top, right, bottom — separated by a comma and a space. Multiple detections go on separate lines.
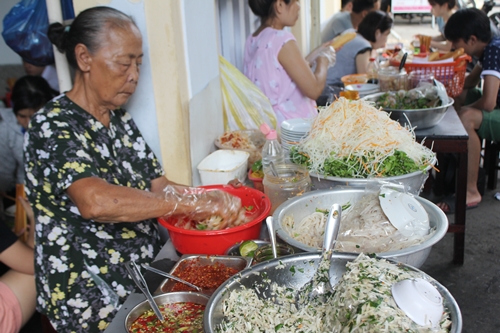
227, 178, 243, 188
162, 185, 246, 228
306, 41, 336, 68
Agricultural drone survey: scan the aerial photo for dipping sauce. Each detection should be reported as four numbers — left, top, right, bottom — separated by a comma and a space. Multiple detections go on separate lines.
129, 302, 205, 333
170, 259, 239, 292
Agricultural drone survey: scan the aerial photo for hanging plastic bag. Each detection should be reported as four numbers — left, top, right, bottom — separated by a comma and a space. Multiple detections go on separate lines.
2, 0, 54, 67
219, 56, 277, 132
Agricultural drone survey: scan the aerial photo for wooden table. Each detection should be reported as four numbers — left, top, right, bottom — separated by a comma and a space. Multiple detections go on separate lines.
414, 107, 468, 265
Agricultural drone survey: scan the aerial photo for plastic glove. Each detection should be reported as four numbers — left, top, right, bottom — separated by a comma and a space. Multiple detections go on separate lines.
162, 185, 245, 229
307, 43, 336, 69
316, 45, 336, 68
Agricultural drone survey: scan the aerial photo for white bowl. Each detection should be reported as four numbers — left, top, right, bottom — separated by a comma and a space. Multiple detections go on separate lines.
379, 188, 430, 237
197, 150, 249, 185
392, 278, 444, 327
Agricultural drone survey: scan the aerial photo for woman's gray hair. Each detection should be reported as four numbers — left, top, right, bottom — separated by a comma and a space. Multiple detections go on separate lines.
48, 6, 137, 69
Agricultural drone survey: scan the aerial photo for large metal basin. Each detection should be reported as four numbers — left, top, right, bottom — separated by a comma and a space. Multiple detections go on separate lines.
272, 188, 448, 268
310, 156, 436, 195
363, 92, 454, 129
204, 253, 462, 332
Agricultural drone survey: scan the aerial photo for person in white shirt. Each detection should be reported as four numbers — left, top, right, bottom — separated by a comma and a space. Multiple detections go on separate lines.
321, 0, 380, 43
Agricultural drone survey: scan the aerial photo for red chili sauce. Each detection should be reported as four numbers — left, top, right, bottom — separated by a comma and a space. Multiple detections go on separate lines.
170, 259, 239, 292
129, 302, 205, 333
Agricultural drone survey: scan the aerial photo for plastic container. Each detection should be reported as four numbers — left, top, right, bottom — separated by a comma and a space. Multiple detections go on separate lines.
390, 55, 471, 97
366, 57, 380, 84
408, 71, 435, 89
158, 185, 271, 255
260, 123, 285, 175
378, 67, 408, 92
197, 150, 249, 185
214, 130, 266, 166
263, 163, 311, 214
341, 73, 368, 85
248, 169, 264, 192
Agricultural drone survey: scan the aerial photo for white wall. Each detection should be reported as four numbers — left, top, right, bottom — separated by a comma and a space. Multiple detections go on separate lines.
0, 0, 23, 65
183, 0, 224, 185
93, 0, 162, 162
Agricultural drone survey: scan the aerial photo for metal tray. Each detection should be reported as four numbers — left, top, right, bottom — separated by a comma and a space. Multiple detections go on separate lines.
153, 254, 251, 296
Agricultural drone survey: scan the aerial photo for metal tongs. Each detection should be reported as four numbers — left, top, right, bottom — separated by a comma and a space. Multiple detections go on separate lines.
140, 264, 202, 291
125, 261, 164, 323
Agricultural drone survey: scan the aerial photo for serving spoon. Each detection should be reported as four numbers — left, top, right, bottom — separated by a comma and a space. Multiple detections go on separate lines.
295, 203, 342, 306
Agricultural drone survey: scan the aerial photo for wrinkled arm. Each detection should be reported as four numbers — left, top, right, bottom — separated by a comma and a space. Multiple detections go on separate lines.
67, 176, 181, 222
66, 176, 244, 225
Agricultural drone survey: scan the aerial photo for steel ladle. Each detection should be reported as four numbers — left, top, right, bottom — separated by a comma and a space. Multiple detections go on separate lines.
265, 216, 278, 259
295, 203, 342, 306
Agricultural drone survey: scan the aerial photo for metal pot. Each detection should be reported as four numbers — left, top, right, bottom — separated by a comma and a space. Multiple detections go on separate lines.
309, 156, 436, 195
204, 253, 462, 332
272, 189, 448, 268
363, 92, 454, 129
124, 291, 209, 332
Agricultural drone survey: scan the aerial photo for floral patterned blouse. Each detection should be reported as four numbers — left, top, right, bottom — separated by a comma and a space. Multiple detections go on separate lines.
24, 95, 164, 332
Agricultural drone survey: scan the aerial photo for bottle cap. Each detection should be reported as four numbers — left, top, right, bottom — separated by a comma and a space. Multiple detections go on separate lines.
260, 123, 277, 140
369, 58, 375, 61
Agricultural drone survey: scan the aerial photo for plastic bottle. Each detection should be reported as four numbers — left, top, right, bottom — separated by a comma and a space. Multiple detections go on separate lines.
367, 58, 380, 84
260, 123, 285, 175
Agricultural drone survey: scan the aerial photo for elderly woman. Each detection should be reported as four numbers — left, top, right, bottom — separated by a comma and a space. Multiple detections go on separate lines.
25, 6, 243, 332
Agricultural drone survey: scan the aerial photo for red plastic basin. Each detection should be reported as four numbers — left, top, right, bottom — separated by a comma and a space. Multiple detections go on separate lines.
158, 185, 271, 255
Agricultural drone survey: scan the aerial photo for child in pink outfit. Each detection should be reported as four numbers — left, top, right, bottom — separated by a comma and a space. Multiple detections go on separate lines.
243, 0, 336, 127
243, 28, 318, 125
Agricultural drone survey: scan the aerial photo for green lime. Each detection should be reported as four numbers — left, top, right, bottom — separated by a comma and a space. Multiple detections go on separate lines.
239, 240, 259, 257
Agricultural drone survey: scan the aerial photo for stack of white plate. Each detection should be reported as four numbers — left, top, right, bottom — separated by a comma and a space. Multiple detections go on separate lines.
280, 118, 313, 152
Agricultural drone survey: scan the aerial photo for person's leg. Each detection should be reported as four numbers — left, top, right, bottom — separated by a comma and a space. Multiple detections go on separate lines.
0, 270, 37, 327
459, 107, 484, 205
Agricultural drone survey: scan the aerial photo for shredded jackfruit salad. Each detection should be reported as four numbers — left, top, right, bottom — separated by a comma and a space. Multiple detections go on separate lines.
216, 254, 452, 333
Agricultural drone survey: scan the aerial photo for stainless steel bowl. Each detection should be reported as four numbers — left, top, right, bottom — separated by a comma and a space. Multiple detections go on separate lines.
310, 156, 436, 195
204, 253, 462, 332
363, 92, 454, 129
125, 291, 209, 332
272, 189, 448, 268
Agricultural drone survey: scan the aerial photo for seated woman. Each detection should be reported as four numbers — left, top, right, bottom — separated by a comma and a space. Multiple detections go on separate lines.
325, 10, 393, 87
243, 0, 336, 125
0, 76, 55, 218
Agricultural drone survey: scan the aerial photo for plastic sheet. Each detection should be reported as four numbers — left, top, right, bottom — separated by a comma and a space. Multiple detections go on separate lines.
309, 44, 337, 69
219, 56, 277, 132
335, 181, 435, 253
161, 185, 245, 230
2, 0, 54, 66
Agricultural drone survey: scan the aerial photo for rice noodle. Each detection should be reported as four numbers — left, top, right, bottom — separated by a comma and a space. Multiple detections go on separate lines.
297, 98, 435, 177
283, 193, 435, 253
